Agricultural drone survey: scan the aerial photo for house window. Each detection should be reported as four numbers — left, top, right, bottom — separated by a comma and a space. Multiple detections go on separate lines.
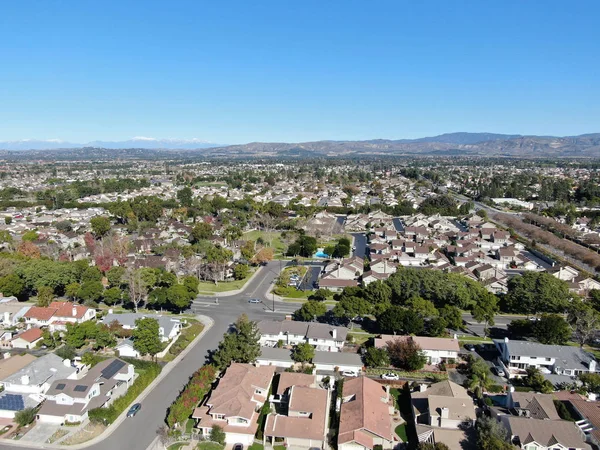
546, 358, 552, 361
530, 356, 536, 360
213, 414, 225, 420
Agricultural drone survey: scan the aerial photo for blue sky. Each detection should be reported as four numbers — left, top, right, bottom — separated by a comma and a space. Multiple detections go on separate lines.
0, 0, 599, 144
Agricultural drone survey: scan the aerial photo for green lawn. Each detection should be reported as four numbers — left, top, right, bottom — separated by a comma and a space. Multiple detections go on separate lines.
185, 418, 195, 433
163, 321, 205, 362
167, 444, 185, 450
197, 442, 224, 450
348, 332, 376, 346
197, 271, 255, 294
274, 446, 286, 450
248, 444, 264, 450
274, 286, 312, 299
243, 230, 286, 255
395, 423, 408, 442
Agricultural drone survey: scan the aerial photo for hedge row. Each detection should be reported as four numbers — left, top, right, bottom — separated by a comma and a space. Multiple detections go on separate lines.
89, 362, 162, 424
167, 365, 217, 428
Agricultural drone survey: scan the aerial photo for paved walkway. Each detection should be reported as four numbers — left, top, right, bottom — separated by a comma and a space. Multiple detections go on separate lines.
20, 422, 60, 444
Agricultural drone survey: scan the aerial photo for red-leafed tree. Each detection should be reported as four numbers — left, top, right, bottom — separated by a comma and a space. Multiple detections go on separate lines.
84, 232, 96, 254
17, 241, 41, 259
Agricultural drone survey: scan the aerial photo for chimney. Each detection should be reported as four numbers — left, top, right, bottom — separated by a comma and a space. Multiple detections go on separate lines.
504, 337, 509, 343
3, 312, 10, 323
3, 352, 10, 359
590, 360, 597, 372
63, 358, 71, 367
453, 334, 458, 340
419, 384, 427, 392
440, 407, 449, 419
332, 329, 337, 339
509, 385, 515, 393
108, 308, 113, 314
21, 375, 30, 385
72, 307, 77, 317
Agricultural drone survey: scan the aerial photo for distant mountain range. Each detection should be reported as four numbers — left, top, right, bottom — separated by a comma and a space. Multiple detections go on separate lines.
0, 137, 220, 150
1, 132, 600, 158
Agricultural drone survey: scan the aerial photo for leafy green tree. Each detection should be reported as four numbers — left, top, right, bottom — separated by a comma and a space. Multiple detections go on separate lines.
37, 285, 55, 307
90, 216, 111, 238
106, 266, 126, 288
190, 222, 213, 243
94, 324, 116, 350
386, 337, 427, 371
210, 315, 261, 370
439, 305, 463, 330
166, 284, 193, 311
475, 416, 515, 450
65, 282, 80, 301
81, 266, 103, 283
0, 274, 25, 298
287, 235, 317, 257
427, 317, 448, 337
506, 272, 571, 315
176, 187, 193, 207
533, 314, 572, 345
292, 342, 315, 363
182, 275, 199, 296
293, 300, 327, 322
579, 372, 600, 393
507, 319, 534, 339
4, 216, 12, 225
103, 286, 124, 305
133, 317, 163, 360
65, 321, 98, 348
406, 297, 438, 318
363, 346, 390, 368
471, 292, 499, 335
210, 425, 226, 446
240, 240, 255, 261
15, 407, 37, 427
233, 264, 250, 280
524, 367, 554, 393
333, 296, 372, 321
377, 306, 424, 335
55, 220, 73, 233
78, 280, 104, 304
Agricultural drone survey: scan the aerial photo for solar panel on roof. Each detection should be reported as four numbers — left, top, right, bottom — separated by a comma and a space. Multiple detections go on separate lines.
101, 359, 126, 380
74, 385, 87, 392
0, 394, 25, 411
56, 383, 66, 390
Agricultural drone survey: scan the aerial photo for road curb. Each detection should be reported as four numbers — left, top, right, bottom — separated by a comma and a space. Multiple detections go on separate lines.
0, 315, 215, 450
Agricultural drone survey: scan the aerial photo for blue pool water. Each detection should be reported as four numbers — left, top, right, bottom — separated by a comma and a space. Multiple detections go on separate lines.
487, 394, 507, 407
314, 251, 329, 258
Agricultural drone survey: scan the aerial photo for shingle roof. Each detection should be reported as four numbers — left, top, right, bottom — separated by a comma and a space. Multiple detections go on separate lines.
505, 416, 590, 449
338, 377, 393, 446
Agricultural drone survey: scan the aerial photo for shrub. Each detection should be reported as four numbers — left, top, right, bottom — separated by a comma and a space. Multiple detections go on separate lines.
166, 365, 217, 428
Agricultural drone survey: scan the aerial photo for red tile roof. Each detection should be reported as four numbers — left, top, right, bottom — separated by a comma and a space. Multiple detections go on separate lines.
24, 306, 58, 322
14, 327, 43, 343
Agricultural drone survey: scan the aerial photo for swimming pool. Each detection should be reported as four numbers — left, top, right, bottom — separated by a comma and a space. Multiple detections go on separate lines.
314, 251, 329, 258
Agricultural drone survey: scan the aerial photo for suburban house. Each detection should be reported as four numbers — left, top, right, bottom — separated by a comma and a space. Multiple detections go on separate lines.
193, 363, 276, 446
115, 338, 139, 358
255, 347, 363, 376
11, 328, 44, 349
412, 380, 475, 449
375, 335, 460, 365
317, 278, 359, 292
257, 320, 347, 352
505, 391, 561, 420
102, 312, 182, 343
0, 354, 80, 419
499, 415, 590, 450
560, 393, 600, 447
0, 354, 37, 385
37, 358, 135, 424
23, 303, 96, 330
338, 376, 396, 450
494, 338, 598, 379
264, 373, 329, 449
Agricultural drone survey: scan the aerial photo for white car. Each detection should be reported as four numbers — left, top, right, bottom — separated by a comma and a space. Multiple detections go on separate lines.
248, 298, 261, 303
342, 370, 358, 377
381, 373, 400, 381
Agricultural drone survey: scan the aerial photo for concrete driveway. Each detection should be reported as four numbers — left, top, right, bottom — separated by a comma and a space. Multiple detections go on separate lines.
20, 421, 60, 443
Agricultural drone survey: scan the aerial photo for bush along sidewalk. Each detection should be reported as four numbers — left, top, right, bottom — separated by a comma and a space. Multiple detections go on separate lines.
166, 365, 217, 428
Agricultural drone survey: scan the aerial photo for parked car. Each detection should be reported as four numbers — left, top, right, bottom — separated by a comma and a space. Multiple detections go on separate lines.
465, 344, 476, 352
494, 366, 506, 377
381, 373, 400, 381
127, 403, 141, 418
342, 370, 358, 377
248, 298, 261, 303
233, 444, 244, 450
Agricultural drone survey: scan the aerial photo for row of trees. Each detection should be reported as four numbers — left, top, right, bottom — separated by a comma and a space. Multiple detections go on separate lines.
363, 338, 427, 371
